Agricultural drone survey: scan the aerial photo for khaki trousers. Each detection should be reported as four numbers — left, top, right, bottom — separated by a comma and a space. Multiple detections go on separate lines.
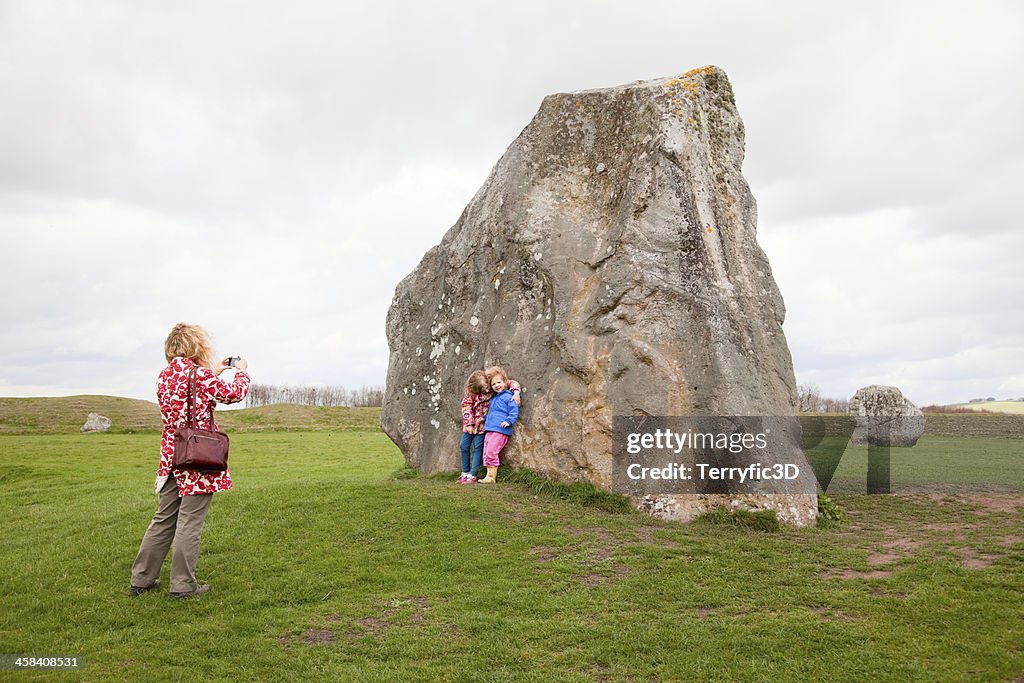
131, 476, 213, 593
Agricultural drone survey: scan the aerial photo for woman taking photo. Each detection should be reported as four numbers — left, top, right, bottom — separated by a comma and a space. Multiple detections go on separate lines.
129, 323, 250, 598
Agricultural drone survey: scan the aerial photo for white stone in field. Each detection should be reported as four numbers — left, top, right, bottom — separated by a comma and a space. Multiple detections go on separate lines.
81, 413, 112, 433
849, 385, 926, 447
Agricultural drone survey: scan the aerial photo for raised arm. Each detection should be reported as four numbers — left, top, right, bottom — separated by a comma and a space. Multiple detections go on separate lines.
508, 379, 523, 407
198, 366, 251, 405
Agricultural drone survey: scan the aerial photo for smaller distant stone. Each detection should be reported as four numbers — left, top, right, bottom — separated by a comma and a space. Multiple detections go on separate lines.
81, 413, 112, 433
848, 385, 925, 447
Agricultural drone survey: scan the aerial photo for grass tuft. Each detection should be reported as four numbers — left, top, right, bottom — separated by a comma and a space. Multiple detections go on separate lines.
390, 465, 419, 480
816, 493, 847, 529
696, 506, 781, 532
498, 467, 635, 514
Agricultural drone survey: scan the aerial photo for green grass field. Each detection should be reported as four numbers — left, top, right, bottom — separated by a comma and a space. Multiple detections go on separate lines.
2, 407, 1023, 681
806, 436, 1024, 494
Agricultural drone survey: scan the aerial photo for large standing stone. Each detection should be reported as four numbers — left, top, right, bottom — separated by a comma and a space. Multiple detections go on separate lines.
80, 413, 112, 433
849, 385, 925, 447
382, 66, 816, 525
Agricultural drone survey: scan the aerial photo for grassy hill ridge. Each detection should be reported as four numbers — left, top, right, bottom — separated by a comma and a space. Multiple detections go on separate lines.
0, 395, 161, 434
803, 412, 1024, 439
944, 400, 1024, 415
0, 396, 381, 434
4, 396, 1023, 438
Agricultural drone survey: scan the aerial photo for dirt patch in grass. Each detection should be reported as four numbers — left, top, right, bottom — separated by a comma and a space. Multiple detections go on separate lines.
350, 597, 430, 637
923, 522, 976, 533
959, 548, 998, 569
355, 616, 390, 636
441, 622, 465, 639
631, 526, 683, 549
591, 662, 612, 682
808, 606, 858, 622
818, 568, 893, 580
530, 545, 561, 563
866, 537, 929, 565
277, 628, 338, 647
565, 526, 617, 544
502, 504, 527, 523
922, 493, 960, 506
882, 538, 927, 552
866, 552, 901, 566
869, 586, 909, 599
533, 531, 646, 586
572, 544, 631, 587
577, 563, 629, 587
564, 524, 686, 560
695, 606, 717, 618
406, 597, 429, 625
280, 596, 431, 646
302, 629, 336, 644
557, 528, 655, 586
854, 517, 1018, 572
971, 494, 1024, 515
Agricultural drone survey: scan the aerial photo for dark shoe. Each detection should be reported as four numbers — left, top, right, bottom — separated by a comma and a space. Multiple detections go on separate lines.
169, 584, 211, 599
128, 584, 158, 597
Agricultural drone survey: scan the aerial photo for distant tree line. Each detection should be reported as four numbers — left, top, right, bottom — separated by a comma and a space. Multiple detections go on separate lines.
920, 404, 996, 414
797, 383, 849, 414
965, 397, 1024, 403
246, 383, 384, 408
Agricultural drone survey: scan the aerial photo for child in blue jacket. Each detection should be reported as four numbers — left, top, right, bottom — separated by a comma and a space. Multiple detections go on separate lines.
480, 366, 519, 484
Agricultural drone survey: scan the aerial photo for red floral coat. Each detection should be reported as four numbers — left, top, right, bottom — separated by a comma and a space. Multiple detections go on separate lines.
156, 357, 251, 496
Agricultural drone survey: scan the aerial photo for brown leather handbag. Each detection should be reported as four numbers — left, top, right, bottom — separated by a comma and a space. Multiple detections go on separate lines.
172, 366, 229, 472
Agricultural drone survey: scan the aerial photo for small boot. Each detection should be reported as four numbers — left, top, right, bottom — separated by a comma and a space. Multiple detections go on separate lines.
479, 467, 497, 484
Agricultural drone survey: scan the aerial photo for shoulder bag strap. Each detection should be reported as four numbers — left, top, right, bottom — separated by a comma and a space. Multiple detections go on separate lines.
187, 365, 217, 428
185, 366, 197, 428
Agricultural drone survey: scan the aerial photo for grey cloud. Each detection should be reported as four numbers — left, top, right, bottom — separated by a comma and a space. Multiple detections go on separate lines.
2, 0, 1022, 404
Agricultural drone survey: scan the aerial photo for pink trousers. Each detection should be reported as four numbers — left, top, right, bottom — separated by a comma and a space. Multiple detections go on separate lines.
482, 432, 509, 467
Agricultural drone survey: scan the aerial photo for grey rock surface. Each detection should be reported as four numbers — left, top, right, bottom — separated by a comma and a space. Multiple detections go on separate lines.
382, 66, 815, 525
80, 412, 112, 433
849, 385, 925, 447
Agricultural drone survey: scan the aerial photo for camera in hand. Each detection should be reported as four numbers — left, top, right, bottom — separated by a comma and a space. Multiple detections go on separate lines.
227, 356, 241, 367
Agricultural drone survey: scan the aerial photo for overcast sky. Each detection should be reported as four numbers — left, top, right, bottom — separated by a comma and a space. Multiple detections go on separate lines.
2, 1, 1022, 407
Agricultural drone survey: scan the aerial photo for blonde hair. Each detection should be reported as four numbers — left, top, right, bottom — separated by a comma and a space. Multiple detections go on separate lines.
484, 366, 509, 385
465, 370, 489, 395
164, 323, 214, 368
